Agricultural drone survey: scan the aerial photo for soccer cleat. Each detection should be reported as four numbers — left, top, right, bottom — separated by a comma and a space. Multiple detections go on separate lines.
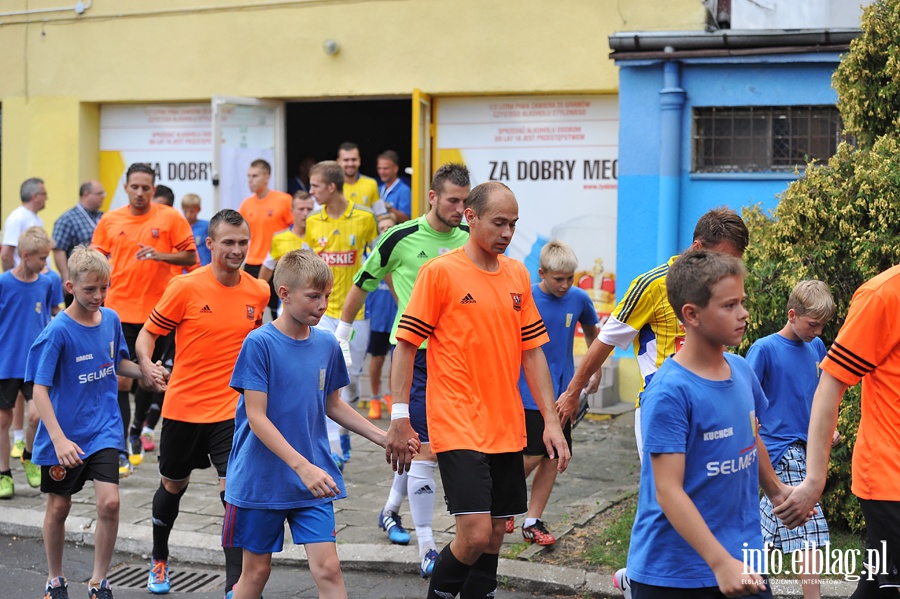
10, 439, 25, 459
331, 452, 345, 472
22, 457, 41, 488
505, 516, 515, 534
419, 548, 439, 578
118, 454, 132, 478
383, 394, 392, 411
613, 568, 632, 599
44, 576, 69, 599
0, 473, 14, 499
141, 429, 156, 452
522, 519, 556, 546
339, 433, 351, 462
128, 434, 144, 466
378, 510, 411, 545
368, 398, 382, 420
147, 559, 170, 594
88, 578, 114, 599
224, 584, 264, 599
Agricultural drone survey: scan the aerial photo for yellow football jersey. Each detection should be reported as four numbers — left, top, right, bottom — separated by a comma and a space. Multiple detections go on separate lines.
342, 175, 379, 209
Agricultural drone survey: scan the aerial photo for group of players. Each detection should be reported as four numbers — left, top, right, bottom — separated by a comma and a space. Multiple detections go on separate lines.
3, 143, 897, 599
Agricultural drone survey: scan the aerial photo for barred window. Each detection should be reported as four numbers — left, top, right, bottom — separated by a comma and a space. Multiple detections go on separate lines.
692, 106, 844, 173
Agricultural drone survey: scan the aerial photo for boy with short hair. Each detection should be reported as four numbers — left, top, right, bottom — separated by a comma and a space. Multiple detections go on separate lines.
747, 280, 836, 599
508, 240, 599, 545
224, 249, 417, 599
181, 193, 211, 267
625, 250, 796, 598
0, 227, 57, 498
365, 213, 399, 420
26, 246, 167, 599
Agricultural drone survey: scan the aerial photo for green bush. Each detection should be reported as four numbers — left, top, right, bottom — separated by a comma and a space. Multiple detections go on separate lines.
741, 135, 900, 533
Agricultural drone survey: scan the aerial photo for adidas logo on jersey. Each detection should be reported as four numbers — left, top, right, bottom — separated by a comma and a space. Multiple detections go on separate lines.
417, 250, 428, 258
200, 305, 213, 314
460, 293, 476, 304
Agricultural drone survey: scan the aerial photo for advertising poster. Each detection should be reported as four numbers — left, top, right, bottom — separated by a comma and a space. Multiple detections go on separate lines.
435, 95, 619, 344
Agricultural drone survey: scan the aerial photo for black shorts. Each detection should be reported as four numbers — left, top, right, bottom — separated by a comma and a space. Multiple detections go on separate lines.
0, 379, 33, 409
158, 418, 234, 481
631, 580, 772, 599
437, 450, 526, 517
523, 408, 572, 458
41, 447, 119, 495
121, 322, 175, 365
366, 331, 392, 357
860, 498, 900, 587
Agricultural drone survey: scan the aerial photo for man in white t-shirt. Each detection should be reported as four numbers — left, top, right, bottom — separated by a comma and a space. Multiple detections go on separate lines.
2, 178, 48, 271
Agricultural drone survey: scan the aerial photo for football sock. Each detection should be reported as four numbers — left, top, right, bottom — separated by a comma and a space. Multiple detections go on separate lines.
427, 545, 471, 599
222, 490, 243, 591
523, 517, 538, 528
460, 552, 499, 599
151, 483, 187, 561
408, 460, 437, 555
117, 392, 130, 440
384, 471, 408, 515
13, 429, 24, 443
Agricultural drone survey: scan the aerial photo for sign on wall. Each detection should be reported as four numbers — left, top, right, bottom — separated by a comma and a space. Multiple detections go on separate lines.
435, 95, 619, 333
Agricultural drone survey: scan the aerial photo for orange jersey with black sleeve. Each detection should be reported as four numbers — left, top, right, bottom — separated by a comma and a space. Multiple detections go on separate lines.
395, 248, 549, 454
239, 190, 293, 265
91, 203, 196, 324
305, 203, 378, 319
144, 266, 269, 423
820, 264, 900, 500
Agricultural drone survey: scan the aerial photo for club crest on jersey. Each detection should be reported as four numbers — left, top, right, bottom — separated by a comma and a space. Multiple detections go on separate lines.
320, 368, 326, 390
110, 341, 115, 359
49, 465, 67, 481
566, 313, 573, 328
349, 234, 356, 246
151, 229, 160, 238
318, 236, 328, 248
35, 301, 42, 314
510, 293, 523, 312
267, 210, 273, 217
246, 305, 256, 321
438, 247, 450, 255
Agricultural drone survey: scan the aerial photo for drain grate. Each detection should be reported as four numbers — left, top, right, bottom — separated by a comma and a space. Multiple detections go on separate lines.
103, 563, 226, 592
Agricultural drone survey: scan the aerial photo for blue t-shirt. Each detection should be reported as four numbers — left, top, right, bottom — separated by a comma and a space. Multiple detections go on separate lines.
0, 271, 56, 378
192, 220, 211, 266
26, 308, 130, 465
627, 353, 769, 588
227, 324, 351, 509
43, 270, 65, 324
517, 285, 598, 410
746, 333, 826, 466
379, 178, 412, 218
365, 281, 398, 334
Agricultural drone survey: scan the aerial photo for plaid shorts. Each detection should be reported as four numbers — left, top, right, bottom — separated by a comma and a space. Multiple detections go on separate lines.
760, 441, 830, 553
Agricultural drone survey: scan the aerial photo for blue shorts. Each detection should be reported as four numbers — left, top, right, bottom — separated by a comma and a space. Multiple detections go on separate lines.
222, 502, 336, 554
410, 349, 429, 444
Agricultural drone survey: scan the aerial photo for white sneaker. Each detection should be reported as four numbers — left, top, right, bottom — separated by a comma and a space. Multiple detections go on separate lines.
613, 568, 632, 598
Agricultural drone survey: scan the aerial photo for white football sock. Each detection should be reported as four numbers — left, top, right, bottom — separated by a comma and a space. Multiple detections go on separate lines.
407, 459, 437, 556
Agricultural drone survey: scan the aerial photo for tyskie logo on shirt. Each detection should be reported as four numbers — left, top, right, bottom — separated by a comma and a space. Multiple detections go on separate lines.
320, 250, 357, 266
460, 293, 476, 305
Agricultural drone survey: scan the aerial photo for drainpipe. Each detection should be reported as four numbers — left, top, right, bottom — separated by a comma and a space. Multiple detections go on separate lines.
657, 54, 685, 263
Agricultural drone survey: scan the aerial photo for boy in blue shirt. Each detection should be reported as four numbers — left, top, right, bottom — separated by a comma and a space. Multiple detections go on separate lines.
224, 249, 418, 599
26, 246, 167, 599
509, 240, 599, 545
0, 227, 56, 497
626, 250, 801, 598
747, 280, 836, 599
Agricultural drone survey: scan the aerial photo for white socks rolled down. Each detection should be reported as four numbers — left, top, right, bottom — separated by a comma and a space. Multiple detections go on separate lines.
407, 459, 438, 556
384, 470, 409, 515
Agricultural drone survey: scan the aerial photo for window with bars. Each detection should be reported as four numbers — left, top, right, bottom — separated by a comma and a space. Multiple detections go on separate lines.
692, 106, 845, 173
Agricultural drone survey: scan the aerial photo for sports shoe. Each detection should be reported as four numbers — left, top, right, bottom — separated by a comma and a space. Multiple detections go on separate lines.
44, 576, 69, 599
141, 429, 156, 452
11, 439, 25, 459
419, 548, 439, 578
505, 516, 515, 534
522, 519, 556, 546
367, 398, 382, 420
224, 584, 263, 599
88, 578, 114, 599
613, 568, 632, 598
22, 457, 41, 488
383, 394, 392, 411
331, 452, 345, 472
118, 453, 132, 478
128, 434, 144, 466
339, 433, 351, 462
0, 473, 14, 499
147, 559, 170, 594
378, 509, 411, 545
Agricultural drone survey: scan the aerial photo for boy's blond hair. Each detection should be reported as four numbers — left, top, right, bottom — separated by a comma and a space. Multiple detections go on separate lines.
667, 250, 745, 320
67, 245, 111, 283
181, 193, 201, 208
787, 280, 835, 321
274, 249, 333, 293
18, 226, 54, 255
539, 240, 578, 273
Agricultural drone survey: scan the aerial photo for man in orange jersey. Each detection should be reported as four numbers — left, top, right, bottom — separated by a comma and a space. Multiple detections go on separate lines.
239, 158, 293, 318
91, 163, 197, 477
387, 182, 570, 599
135, 209, 269, 597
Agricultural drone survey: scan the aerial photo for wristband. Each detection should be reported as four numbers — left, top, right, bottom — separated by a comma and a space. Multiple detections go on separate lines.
391, 403, 410, 420
335, 320, 353, 343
